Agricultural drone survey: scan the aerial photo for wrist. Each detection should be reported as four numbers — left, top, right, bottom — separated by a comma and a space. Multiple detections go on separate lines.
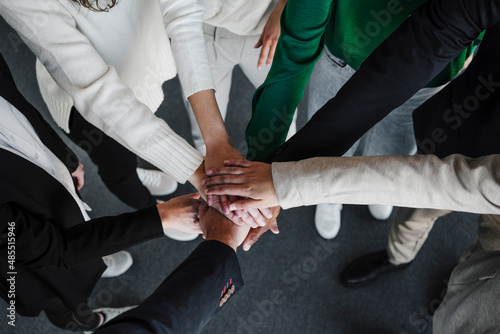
188, 162, 207, 198
204, 132, 231, 149
206, 235, 238, 252
156, 204, 171, 229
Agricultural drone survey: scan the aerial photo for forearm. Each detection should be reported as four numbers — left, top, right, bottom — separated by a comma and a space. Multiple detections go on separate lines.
274, 0, 288, 13
0, 1, 204, 183
247, 0, 333, 161
61, 207, 164, 267
162, 0, 214, 98
188, 89, 230, 148
1, 204, 163, 269
268, 0, 500, 162
96, 240, 243, 333
273, 154, 500, 214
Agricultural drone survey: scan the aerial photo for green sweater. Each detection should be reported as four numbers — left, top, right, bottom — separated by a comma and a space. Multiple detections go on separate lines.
246, 0, 482, 161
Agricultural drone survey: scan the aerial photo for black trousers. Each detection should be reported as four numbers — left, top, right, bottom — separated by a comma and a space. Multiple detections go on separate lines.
44, 298, 100, 332
67, 108, 155, 209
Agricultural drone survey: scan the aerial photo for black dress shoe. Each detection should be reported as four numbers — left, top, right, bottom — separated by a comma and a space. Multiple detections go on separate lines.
341, 250, 412, 287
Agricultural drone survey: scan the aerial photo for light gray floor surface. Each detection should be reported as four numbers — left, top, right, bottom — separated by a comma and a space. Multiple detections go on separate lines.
1, 18, 477, 334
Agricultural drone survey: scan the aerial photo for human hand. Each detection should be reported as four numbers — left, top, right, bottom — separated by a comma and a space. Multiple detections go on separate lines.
204, 142, 245, 213
203, 159, 279, 210
242, 206, 280, 251
254, 0, 284, 69
157, 193, 202, 234
199, 201, 251, 251
71, 163, 85, 190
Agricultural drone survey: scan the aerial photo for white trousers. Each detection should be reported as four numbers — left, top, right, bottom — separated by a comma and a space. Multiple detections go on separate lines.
184, 23, 297, 155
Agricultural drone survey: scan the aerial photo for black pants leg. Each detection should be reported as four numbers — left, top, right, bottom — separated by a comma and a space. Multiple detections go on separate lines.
44, 298, 101, 332
67, 108, 155, 209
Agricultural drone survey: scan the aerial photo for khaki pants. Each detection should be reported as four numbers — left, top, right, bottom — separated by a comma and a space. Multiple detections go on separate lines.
387, 210, 500, 332
434, 214, 500, 333
387, 208, 451, 265
387, 208, 500, 265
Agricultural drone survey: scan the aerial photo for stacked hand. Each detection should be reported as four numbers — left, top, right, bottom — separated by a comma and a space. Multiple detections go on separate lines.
199, 201, 280, 251
201, 159, 281, 250
204, 160, 279, 210
204, 143, 274, 228
157, 193, 202, 235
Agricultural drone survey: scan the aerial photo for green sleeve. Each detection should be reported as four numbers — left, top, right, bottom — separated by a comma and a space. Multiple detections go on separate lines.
246, 0, 334, 161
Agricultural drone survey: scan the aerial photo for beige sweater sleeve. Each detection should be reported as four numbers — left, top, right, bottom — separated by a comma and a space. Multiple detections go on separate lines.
272, 154, 500, 214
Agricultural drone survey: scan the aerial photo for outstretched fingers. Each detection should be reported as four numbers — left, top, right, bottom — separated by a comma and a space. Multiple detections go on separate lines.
202, 174, 245, 187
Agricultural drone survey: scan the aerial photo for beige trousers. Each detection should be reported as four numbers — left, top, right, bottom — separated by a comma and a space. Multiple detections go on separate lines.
387, 208, 452, 265
387, 208, 500, 263
435, 214, 500, 333
388, 210, 500, 332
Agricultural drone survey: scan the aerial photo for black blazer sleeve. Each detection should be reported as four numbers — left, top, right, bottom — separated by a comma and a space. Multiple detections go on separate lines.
96, 240, 244, 334
267, 0, 500, 163
0, 203, 164, 268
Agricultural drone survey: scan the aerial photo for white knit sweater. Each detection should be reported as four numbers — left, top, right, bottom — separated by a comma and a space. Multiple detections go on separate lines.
200, 0, 276, 36
0, 0, 213, 183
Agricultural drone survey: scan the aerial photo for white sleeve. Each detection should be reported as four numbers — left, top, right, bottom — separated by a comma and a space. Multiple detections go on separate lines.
159, 0, 215, 98
0, 0, 203, 183
272, 154, 500, 214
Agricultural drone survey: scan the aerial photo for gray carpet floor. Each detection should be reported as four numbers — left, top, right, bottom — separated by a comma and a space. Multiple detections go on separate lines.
0, 18, 477, 334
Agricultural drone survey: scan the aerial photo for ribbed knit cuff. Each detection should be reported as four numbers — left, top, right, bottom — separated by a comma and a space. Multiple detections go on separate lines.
142, 126, 204, 183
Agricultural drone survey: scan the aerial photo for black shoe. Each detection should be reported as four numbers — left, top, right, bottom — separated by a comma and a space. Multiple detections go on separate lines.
341, 250, 412, 287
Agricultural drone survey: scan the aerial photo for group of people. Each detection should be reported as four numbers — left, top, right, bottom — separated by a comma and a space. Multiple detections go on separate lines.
0, 0, 498, 333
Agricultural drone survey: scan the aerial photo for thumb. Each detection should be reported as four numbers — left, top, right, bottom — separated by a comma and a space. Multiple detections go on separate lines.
185, 192, 201, 199
270, 220, 279, 234
242, 227, 266, 251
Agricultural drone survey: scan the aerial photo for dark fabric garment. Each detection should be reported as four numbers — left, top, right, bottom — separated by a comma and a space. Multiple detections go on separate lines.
97, 240, 244, 334
0, 55, 79, 173
0, 54, 105, 316
44, 297, 101, 332
266, 0, 500, 163
67, 108, 156, 209
412, 26, 500, 158
0, 203, 163, 269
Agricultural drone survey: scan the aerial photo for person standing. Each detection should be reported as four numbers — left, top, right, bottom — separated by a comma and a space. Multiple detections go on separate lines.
0, 0, 248, 241
0, 52, 203, 332
245, 0, 481, 239
184, 0, 297, 156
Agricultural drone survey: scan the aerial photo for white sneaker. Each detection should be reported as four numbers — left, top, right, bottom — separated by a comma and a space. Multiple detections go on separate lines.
164, 228, 199, 242
368, 204, 393, 220
136, 168, 178, 196
315, 203, 342, 239
101, 251, 133, 278
83, 305, 137, 333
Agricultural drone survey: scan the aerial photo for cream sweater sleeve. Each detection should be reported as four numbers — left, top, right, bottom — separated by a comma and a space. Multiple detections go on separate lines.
160, 0, 215, 99
0, 0, 203, 183
272, 154, 500, 214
